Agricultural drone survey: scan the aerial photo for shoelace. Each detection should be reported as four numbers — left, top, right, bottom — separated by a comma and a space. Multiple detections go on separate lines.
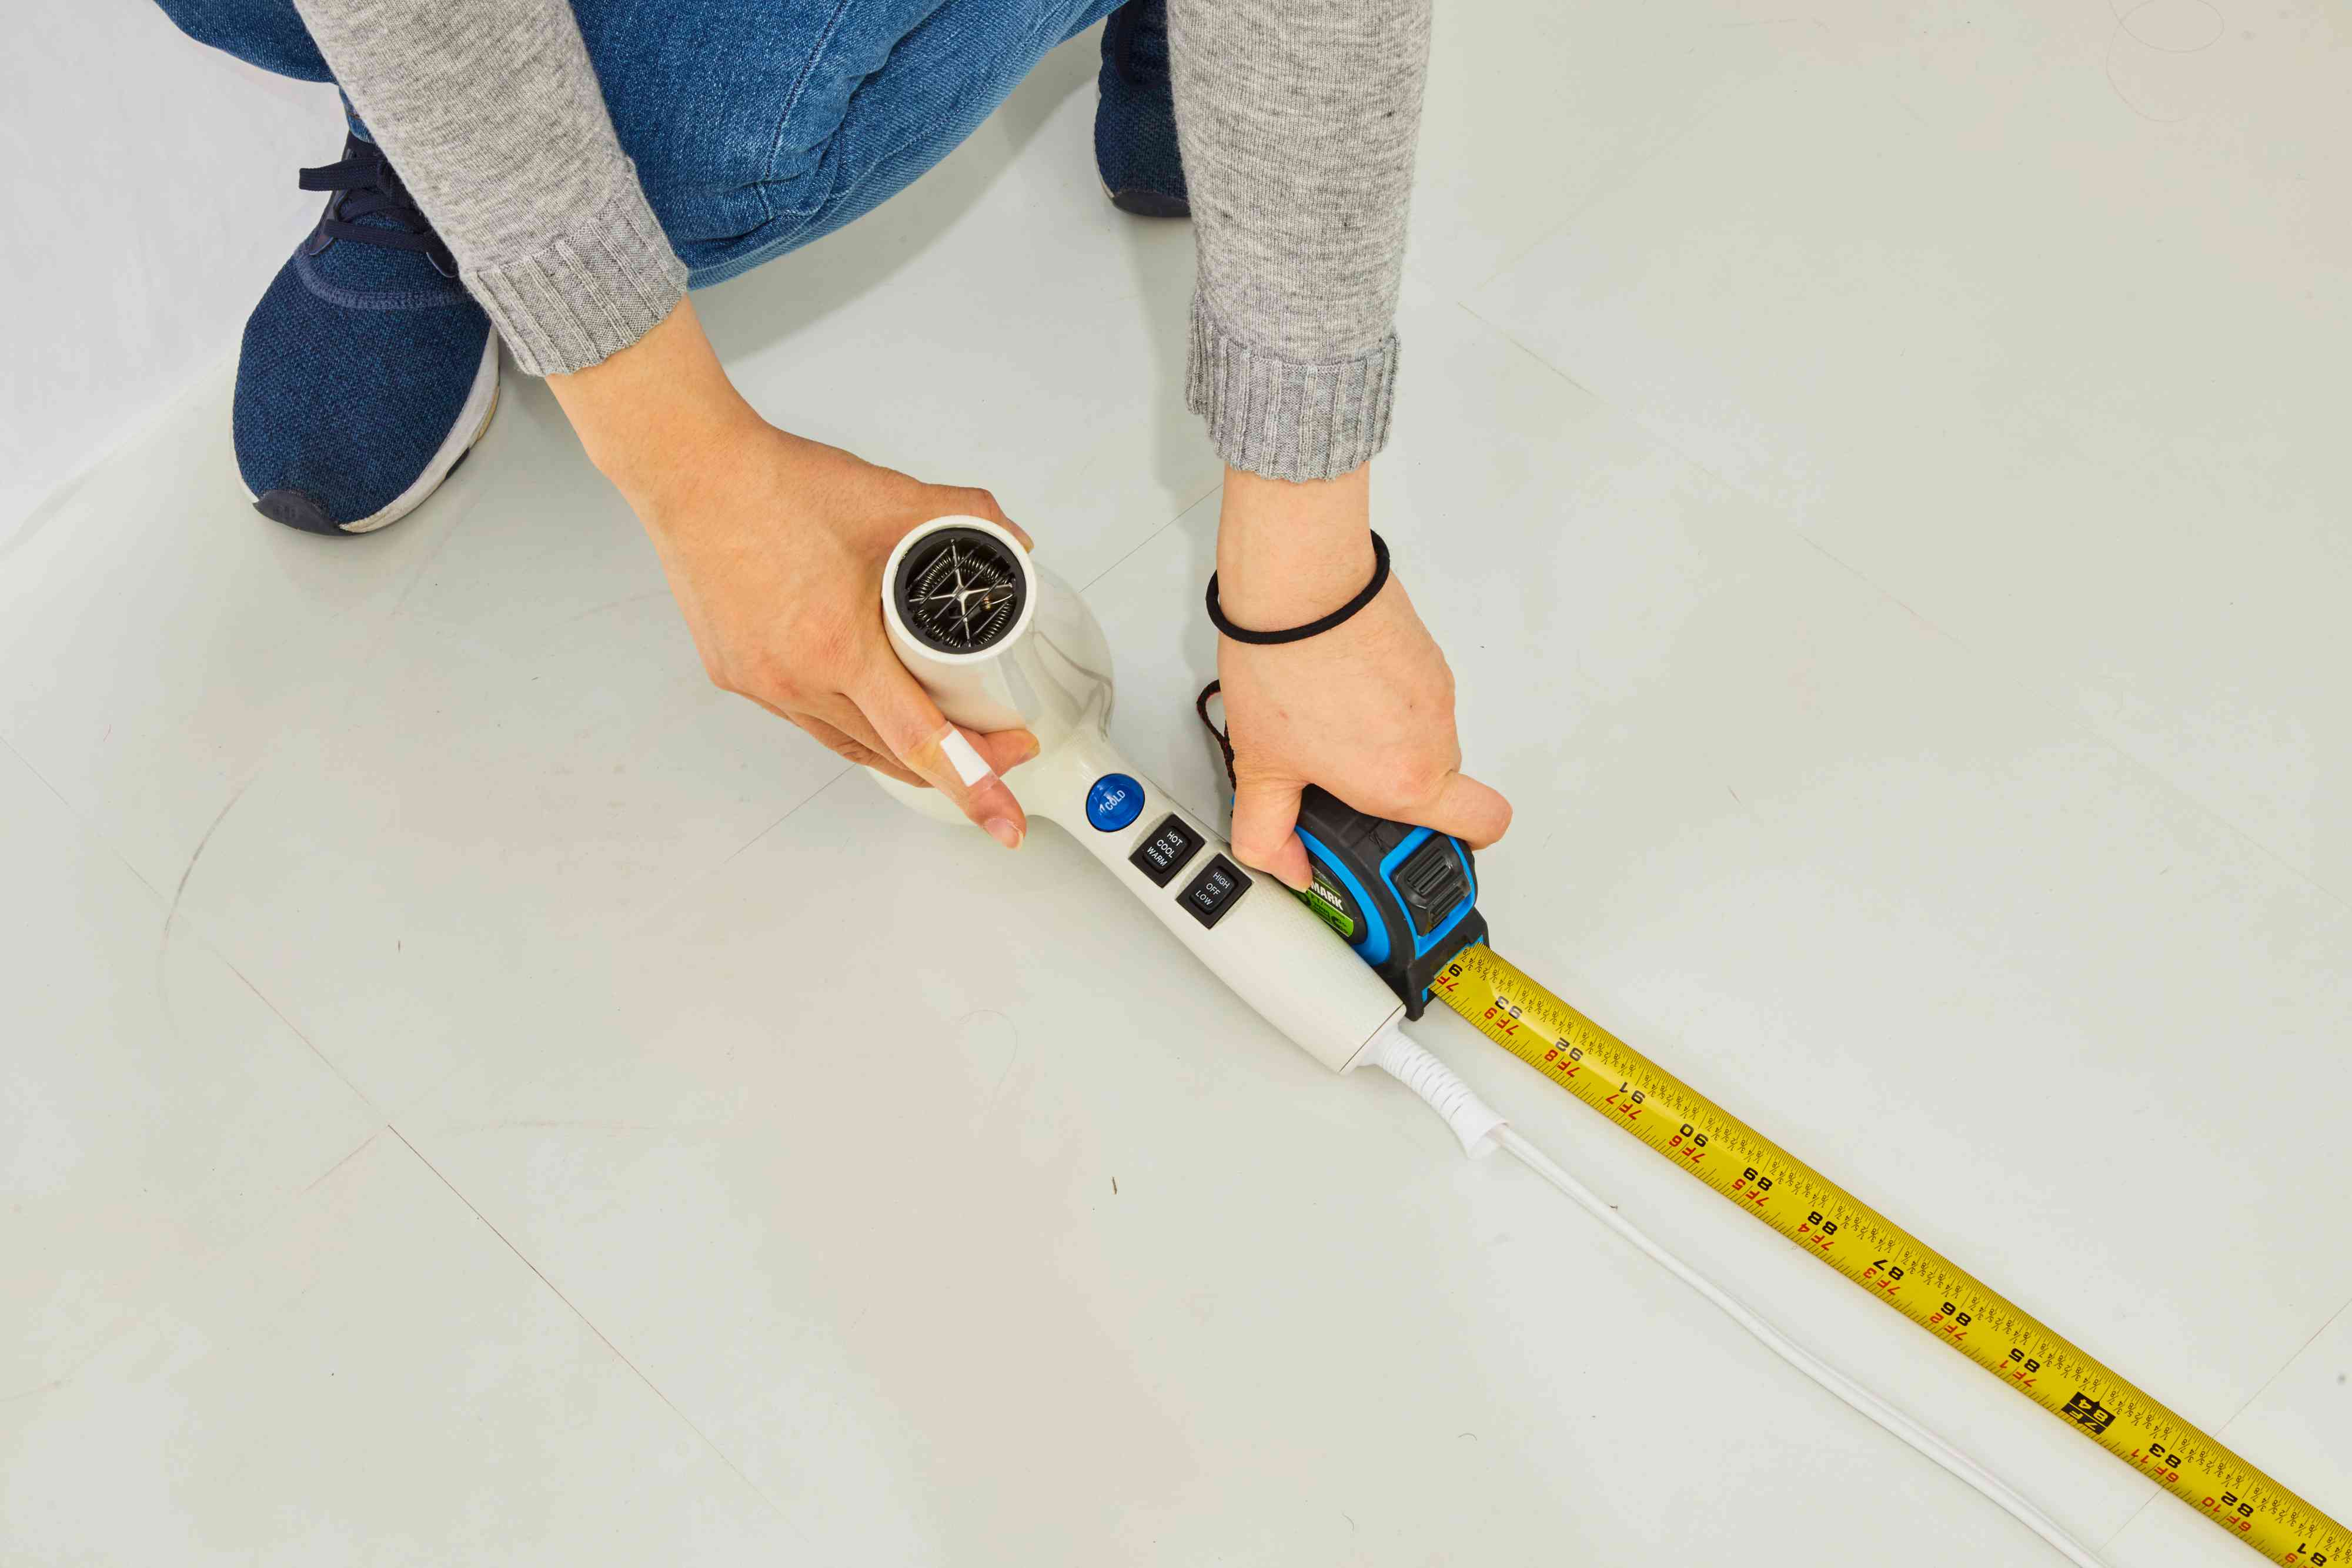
299, 142, 457, 276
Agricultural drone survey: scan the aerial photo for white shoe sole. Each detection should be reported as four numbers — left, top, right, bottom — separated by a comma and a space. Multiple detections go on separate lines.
245, 331, 502, 534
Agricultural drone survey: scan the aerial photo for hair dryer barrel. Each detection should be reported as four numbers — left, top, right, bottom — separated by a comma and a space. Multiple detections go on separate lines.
879, 516, 1039, 734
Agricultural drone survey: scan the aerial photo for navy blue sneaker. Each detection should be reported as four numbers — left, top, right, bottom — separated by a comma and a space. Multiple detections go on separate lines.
1095, 0, 1188, 219
235, 134, 499, 536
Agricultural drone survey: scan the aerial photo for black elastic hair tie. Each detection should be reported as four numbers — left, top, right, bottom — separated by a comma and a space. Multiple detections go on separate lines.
1206, 532, 1390, 646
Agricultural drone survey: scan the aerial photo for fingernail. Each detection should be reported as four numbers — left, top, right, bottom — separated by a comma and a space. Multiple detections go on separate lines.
1015, 734, 1041, 765
985, 816, 1023, 850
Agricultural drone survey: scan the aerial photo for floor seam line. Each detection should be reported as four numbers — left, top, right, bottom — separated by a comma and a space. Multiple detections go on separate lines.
2214, 1295, 2352, 1439
386, 1125, 813, 1544
2096, 1301, 2352, 1551
1796, 531, 2352, 919
1446, 50, 1788, 305
4, 724, 382, 1112
0, 1124, 393, 1408
2100, 1491, 2158, 1550
213, 942, 383, 1112
0, 730, 179, 904
1077, 479, 1221, 594
624, 763, 855, 928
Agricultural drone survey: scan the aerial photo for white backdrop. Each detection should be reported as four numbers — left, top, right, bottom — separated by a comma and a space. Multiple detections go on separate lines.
2, 1, 339, 534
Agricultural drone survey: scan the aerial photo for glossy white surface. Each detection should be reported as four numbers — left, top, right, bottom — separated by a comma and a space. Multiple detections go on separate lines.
6, 11, 2348, 1564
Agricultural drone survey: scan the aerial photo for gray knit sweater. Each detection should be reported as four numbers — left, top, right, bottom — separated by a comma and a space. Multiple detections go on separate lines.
289, 0, 1430, 482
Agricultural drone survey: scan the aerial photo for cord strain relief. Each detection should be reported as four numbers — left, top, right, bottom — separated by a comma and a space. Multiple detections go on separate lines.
1361, 1026, 1505, 1158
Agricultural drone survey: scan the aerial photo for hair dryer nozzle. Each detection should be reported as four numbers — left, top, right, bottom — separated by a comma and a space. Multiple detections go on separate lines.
876, 514, 1117, 803
880, 516, 1041, 737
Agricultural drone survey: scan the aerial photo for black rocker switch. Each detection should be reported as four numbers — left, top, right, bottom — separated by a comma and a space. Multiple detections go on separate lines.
1178, 855, 1250, 930
1129, 813, 1203, 888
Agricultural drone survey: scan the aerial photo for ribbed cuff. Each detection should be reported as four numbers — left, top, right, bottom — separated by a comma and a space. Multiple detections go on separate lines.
463, 165, 688, 377
1186, 298, 1401, 482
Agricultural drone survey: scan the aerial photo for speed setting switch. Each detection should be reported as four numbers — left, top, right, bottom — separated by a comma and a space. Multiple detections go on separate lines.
1178, 855, 1250, 930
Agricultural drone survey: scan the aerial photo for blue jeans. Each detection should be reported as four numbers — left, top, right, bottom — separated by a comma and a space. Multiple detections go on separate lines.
157, 0, 1123, 287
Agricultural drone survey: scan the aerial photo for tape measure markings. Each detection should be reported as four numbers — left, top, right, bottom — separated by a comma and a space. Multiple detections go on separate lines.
1432, 945, 2347, 1566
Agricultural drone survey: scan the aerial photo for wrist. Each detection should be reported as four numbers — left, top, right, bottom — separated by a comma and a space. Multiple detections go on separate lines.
1214, 463, 1376, 627
546, 295, 764, 521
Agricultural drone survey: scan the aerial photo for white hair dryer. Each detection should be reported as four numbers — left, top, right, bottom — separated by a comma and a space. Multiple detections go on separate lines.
873, 514, 1406, 1072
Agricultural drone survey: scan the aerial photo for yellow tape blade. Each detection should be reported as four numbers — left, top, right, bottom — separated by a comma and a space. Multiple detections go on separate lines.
1434, 944, 2347, 1566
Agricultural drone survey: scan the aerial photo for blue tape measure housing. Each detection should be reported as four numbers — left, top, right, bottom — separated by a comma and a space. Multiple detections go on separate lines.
1292, 788, 1487, 1017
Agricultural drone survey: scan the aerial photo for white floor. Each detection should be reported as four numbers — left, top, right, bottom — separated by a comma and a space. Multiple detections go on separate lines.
6, 7, 2349, 1564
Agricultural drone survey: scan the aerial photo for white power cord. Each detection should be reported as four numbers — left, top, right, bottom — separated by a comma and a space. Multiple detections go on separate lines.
1359, 1025, 2107, 1568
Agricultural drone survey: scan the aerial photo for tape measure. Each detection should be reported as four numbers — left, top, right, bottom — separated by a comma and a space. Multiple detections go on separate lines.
1291, 784, 1486, 1019
1429, 943, 2348, 1566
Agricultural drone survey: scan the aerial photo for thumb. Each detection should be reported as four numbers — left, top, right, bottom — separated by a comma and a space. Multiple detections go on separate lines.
1412, 770, 1514, 850
1230, 774, 1313, 891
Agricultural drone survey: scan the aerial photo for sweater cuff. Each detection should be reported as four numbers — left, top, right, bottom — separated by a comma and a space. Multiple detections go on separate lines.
462, 166, 687, 377
1186, 297, 1401, 483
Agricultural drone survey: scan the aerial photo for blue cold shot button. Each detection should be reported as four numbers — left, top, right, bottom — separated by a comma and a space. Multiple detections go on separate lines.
1086, 773, 1145, 832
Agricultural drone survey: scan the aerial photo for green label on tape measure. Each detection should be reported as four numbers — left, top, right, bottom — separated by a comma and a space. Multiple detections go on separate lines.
1295, 871, 1356, 940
